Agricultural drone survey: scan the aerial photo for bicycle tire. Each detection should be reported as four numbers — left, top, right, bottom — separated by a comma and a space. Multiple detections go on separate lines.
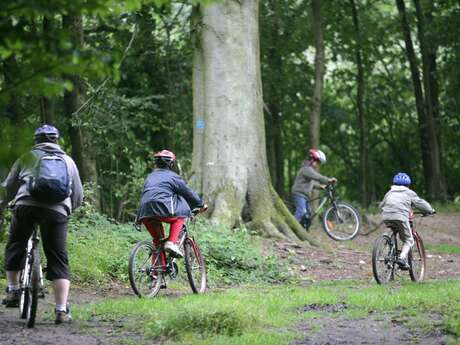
19, 255, 31, 320
128, 240, 163, 298
183, 238, 207, 294
27, 246, 40, 328
409, 233, 426, 282
322, 202, 361, 241
372, 235, 394, 285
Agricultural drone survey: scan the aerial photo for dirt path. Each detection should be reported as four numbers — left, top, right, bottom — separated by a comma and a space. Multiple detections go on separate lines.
0, 213, 458, 345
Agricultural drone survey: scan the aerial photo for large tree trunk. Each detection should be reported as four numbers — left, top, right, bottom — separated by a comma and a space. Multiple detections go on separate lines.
395, 0, 432, 194
350, 0, 369, 207
412, 0, 447, 200
62, 14, 99, 196
309, 0, 325, 149
192, 0, 318, 245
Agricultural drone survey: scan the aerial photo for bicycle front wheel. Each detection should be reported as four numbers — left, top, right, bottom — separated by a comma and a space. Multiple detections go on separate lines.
372, 235, 395, 285
322, 202, 361, 241
184, 238, 207, 294
128, 240, 163, 298
27, 246, 41, 328
409, 233, 426, 282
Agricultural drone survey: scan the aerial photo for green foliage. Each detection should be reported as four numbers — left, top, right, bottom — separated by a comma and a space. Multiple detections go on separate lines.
191, 220, 290, 285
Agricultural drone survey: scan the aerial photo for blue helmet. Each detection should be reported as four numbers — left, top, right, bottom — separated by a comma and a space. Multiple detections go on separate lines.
393, 172, 411, 186
34, 124, 60, 141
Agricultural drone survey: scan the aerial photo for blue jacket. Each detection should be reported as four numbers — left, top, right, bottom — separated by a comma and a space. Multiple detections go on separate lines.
137, 169, 204, 220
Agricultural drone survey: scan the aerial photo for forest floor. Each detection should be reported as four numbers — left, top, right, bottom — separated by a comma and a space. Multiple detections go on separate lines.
0, 212, 458, 345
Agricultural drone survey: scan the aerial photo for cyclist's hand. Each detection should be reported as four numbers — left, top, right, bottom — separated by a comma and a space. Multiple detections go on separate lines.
328, 178, 337, 185
200, 204, 208, 213
319, 184, 327, 189
430, 209, 436, 215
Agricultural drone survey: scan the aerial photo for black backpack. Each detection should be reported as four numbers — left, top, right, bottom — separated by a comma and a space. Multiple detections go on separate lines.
27, 149, 71, 204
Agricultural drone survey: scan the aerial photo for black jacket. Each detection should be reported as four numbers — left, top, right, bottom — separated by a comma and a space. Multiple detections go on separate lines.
137, 169, 204, 220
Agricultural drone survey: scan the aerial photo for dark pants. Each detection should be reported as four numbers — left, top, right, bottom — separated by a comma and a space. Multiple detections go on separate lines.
292, 194, 311, 229
5, 205, 70, 281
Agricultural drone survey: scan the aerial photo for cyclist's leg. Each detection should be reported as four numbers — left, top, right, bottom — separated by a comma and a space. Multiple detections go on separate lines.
4, 206, 36, 305
292, 194, 308, 222
153, 217, 185, 257
39, 208, 71, 319
142, 219, 164, 247
398, 220, 414, 259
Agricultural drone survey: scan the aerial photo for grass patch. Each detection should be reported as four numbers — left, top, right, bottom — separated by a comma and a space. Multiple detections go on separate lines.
425, 243, 460, 254
74, 280, 460, 344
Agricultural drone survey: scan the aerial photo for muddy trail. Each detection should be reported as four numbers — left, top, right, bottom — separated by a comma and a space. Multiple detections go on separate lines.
0, 212, 458, 345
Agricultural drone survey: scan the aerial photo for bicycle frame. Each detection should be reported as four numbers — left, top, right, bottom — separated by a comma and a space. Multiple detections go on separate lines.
309, 185, 336, 218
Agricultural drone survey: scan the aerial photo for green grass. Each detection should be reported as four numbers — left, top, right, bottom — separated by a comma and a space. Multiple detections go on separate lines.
426, 243, 460, 254
74, 280, 460, 345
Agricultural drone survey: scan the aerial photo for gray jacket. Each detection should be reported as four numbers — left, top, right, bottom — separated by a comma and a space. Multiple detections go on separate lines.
380, 185, 434, 222
0, 143, 83, 216
291, 163, 330, 199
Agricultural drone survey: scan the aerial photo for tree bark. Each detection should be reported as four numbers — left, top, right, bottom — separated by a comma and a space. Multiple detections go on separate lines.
62, 14, 99, 195
309, 0, 325, 149
395, 0, 432, 193
40, 16, 56, 124
192, 0, 318, 245
412, 0, 447, 200
350, 0, 369, 207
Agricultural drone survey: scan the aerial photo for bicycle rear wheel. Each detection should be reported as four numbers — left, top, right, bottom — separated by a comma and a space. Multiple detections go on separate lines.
184, 238, 207, 294
27, 246, 40, 328
322, 202, 361, 241
409, 233, 426, 282
19, 256, 32, 320
128, 240, 163, 298
372, 235, 395, 284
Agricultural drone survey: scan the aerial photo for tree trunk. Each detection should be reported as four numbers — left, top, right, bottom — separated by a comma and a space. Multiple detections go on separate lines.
192, 0, 318, 245
395, 0, 432, 193
350, 0, 369, 207
40, 16, 56, 124
62, 14, 99, 197
309, 0, 325, 149
412, 0, 447, 200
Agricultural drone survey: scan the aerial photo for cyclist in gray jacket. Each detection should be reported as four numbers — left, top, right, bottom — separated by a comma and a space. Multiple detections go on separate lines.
0, 125, 83, 324
291, 149, 337, 230
380, 172, 435, 269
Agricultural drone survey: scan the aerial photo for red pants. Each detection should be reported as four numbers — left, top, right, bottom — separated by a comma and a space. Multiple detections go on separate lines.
142, 217, 185, 246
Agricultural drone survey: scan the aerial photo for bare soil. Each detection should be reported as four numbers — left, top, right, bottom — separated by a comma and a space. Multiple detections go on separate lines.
0, 212, 458, 345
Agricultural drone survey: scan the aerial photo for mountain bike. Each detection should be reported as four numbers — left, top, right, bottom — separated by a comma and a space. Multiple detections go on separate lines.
302, 184, 361, 241
19, 227, 45, 328
372, 212, 430, 284
128, 209, 207, 298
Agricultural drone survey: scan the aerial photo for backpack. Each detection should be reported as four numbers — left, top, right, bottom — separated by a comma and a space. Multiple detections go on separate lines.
27, 149, 72, 204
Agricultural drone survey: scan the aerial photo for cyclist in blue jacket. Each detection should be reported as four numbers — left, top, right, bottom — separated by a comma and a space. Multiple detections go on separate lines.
137, 150, 206, 258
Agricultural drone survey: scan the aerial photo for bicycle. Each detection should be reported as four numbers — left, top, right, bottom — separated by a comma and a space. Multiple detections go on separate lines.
372, 211, 429, 284
19, 227, 45, 328
128, 208, 207, 298
302, 183, 361, 241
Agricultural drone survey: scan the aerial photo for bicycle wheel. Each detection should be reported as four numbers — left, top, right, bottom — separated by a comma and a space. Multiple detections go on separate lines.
372, 235, 395, 284
322, 202, 361, 241
184, 238, 207, 293
19, 255, 32, 320
409, 233, 426, 282
27, 246, 40, 328
128, 240, 163, 298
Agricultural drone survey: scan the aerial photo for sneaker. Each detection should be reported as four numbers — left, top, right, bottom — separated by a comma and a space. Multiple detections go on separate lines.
3, 288, 20, 308
164, 241, 183, 258
55, 306, 72, 325
396, 257, 410, 270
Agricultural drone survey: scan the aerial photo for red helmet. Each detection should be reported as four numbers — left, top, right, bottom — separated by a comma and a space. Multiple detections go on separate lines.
308, 148, 326, 163
154, 150, 176, 162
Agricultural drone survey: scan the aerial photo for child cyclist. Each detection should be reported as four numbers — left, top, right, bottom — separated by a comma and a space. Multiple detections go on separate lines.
380, 172, 435, 270
136, 150, 206, 258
